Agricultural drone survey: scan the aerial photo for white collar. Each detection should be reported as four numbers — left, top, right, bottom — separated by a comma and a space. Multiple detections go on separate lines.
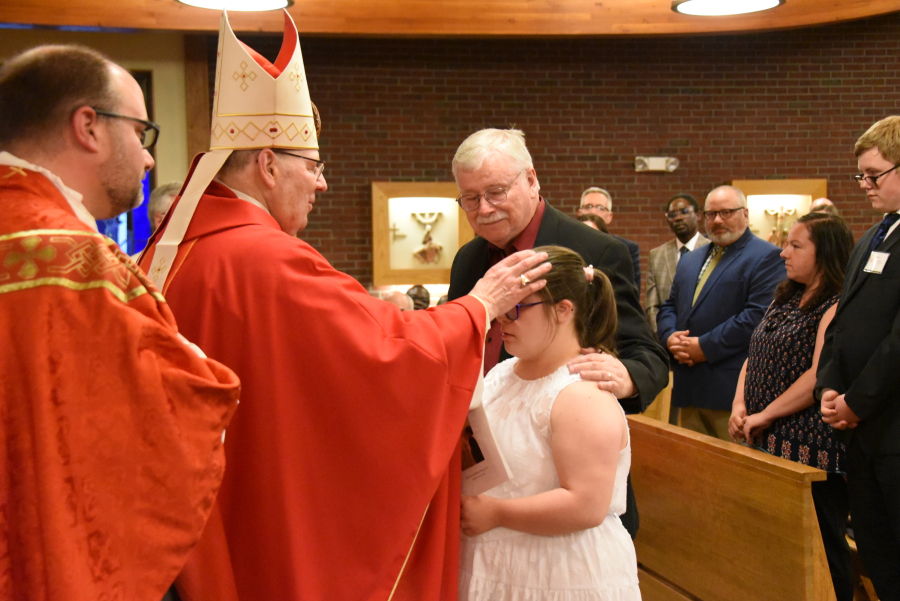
0, 151, 97, 231
884, 212, 900, 240
215, 180, 271, 216
676, 231, 701, 252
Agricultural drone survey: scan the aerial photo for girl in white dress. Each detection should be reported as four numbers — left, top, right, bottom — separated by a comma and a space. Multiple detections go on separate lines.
459, 245, 641, 601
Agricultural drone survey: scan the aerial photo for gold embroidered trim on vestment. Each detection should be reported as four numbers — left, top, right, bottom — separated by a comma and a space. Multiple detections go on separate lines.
387, 503, 430, 601
0, 277, 156, 303
0, 229, 165, 303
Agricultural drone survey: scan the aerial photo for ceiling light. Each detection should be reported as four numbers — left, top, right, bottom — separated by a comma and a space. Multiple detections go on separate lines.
672, 0, 784, 16
177, 0, 293, 10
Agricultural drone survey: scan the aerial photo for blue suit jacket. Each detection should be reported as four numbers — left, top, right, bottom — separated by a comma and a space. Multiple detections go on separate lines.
657, 228, 785, 410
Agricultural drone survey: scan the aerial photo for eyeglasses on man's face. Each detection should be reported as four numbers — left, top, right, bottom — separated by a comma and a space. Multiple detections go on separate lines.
504, 299, 557, 321
703, 207, 745, 222
274, 150, 326, 181
92, 108, 159, 149
666, 207, 695, 221
456, 171, 524, 212
854, 164, 899, 188
581, 202, 610, 213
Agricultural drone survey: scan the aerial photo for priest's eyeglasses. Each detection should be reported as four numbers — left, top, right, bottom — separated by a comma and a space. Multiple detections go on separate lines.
92, 108, 160, 149
274, 150, 326, 181
854, 164, 898, 188
456, 171, 524, 212
503, 299, 557, 321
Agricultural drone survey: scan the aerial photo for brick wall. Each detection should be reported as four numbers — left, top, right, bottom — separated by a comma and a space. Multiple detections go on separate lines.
224, 11, 900, 292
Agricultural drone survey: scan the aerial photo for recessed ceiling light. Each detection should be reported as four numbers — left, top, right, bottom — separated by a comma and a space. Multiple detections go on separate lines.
177, 0, 293, 10
672, 0, 784, 16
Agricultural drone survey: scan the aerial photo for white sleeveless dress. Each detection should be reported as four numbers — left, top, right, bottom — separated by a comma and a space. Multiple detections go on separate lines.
459, 358, 641, 601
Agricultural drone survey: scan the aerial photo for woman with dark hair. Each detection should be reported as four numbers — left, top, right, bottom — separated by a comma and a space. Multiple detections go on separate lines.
458, 245, 640, 601
728, 212, 855, 601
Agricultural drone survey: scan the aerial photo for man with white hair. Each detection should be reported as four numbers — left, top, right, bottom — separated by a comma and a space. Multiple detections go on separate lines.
147, 180, 182, 232
657, 185, 784, 440
447, 128, 669, 539
577, 186, 642, 291
140, 14, 550, 601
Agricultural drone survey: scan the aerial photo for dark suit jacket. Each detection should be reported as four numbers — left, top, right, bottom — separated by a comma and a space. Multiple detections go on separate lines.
817, 220, 900, 455
657, 229, 784, 411
448, 203, 669, 414
612, 235, 641, 293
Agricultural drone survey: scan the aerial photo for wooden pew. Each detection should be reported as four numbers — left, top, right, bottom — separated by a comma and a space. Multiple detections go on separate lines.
627, 415, 835, 601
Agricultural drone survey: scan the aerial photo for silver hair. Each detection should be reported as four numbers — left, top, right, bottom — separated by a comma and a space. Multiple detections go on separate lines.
452, 128, 534, 179
580, 187, 612, 211
147, 180, 182, 221
706, 185, 747, 208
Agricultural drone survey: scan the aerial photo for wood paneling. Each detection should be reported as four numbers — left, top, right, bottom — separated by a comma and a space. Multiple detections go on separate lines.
629, 415, 835, 601
0, 0, 897, 37
183, 34, 210, 163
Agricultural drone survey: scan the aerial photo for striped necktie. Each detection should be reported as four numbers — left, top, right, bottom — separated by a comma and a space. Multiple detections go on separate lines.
693, 246, 723, 305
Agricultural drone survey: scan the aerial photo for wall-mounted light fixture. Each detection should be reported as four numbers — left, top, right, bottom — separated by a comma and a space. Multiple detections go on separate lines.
635, 156, 680, 173
672, 0, 784, 16
177, 0, 293, 10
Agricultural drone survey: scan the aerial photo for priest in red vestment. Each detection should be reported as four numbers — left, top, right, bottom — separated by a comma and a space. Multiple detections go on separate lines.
0, 46, 240, 600
140, 11, 550, 601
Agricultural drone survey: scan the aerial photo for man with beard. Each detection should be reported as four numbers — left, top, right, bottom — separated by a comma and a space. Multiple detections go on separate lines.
657, 185, 783, 440
645, 193, 709, 339
0, 45, 240, 600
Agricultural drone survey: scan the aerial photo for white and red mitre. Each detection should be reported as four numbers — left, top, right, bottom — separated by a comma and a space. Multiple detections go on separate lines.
147, 9, 317, 290
210, 9, 317, 151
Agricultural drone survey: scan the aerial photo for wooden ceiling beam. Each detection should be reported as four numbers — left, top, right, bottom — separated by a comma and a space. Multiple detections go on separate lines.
0, 0, 897, 36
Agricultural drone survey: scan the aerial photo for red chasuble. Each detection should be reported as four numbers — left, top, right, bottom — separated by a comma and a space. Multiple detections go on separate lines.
0, 166, 240, 601
140, 181, 486, 601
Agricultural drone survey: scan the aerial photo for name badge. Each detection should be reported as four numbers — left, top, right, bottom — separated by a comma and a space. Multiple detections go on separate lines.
864, 251, 890, 274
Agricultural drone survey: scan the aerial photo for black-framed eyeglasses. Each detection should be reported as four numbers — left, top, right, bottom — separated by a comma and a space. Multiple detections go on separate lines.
854, 164, 899, 188
581, 202, 611, 213
456, 171, 524, 212
92, 108, 159, 149
666, 207, 695, 220
703, 207, 745, 221
504, 299, 557, 321
274, 150, 326, 181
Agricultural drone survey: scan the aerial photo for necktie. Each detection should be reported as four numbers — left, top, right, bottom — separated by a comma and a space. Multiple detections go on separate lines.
867, 213, 900, 254
693, 246, 723, 306
679, 246, 689, 258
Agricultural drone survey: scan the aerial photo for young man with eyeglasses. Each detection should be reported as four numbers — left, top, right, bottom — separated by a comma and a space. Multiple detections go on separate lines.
447, 128, 670, 540
645, 193, 709, 342
576, 186, 642, 292
816, 115, 900, 600
0, 45, 240, 600
657, 185, 784, 441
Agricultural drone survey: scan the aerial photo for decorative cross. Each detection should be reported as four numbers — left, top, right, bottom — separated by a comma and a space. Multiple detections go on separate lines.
149, 256, 170, 284
232, 61, 257, 92
288, 62, 304, 92
1, 166, 26, 179
389, 223, 406, 242
5, 236, 56, 279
